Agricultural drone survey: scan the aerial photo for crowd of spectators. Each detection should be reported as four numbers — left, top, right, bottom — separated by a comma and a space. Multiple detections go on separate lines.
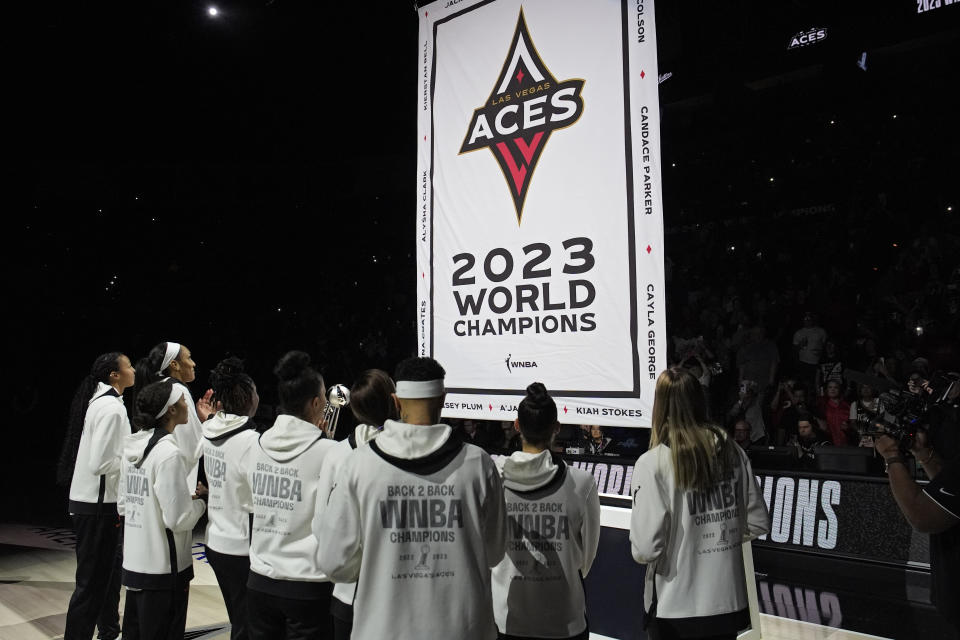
665, 214, 959, 468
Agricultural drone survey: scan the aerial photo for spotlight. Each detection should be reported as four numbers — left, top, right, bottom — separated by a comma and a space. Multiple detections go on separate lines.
207, 6, 219, 17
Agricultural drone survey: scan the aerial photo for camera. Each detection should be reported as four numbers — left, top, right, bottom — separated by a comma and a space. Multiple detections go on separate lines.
872, 372, 958, 449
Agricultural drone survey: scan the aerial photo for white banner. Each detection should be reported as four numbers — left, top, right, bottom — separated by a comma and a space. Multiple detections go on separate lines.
417, 0, 666, 427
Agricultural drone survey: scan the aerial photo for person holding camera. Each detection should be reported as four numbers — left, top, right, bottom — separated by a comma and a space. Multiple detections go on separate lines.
875, 428, 958, 633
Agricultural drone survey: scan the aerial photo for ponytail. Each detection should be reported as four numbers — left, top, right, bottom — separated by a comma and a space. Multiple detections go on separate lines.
56, 352, 123, 487
131, 342, 179, 421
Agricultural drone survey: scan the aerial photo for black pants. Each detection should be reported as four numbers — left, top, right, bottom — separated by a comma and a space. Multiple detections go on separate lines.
647, 617, 738, 640
332, 615, 352, 640
64, 513, 122, 640
121, 581, 190, 640
498, 629, 589, 640
206, 547, 250, 640
247, 584, 334, 640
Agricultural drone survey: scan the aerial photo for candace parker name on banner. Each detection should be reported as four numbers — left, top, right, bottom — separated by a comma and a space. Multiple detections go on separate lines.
417, 0, 667, 427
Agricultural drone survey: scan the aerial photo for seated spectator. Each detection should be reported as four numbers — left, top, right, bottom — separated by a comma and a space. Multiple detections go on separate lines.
788, 411, 832, 466
732, 418, 753, 452
586, 425, 616, 456
817, 380, 852, 445
455, 418, 498, 451
499, 420, 522, 454
727, 379, 768, 444
849, 383, 884, 448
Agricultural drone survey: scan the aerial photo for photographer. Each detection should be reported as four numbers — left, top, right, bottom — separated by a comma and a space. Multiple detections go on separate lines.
874, 374, 959, 632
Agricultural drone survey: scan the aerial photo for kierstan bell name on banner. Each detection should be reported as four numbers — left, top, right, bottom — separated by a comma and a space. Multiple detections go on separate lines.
416, 0, 667, 427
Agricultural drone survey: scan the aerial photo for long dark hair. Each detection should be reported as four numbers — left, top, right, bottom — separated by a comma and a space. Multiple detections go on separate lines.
350, 369, 396, 426
649, 368, 734, 491
517, 382, 558, 448
209, 357, 256, 416
275, 351, 324, 419
133, 380, 177, 431
56, 352, 123, 487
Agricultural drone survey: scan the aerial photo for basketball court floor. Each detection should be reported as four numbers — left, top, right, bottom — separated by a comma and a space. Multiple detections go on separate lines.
0, 523, 896, 640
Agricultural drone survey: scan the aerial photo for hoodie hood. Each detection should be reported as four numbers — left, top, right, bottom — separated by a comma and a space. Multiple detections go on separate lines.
259, 414, 323, 463
375, 419, 451, 459
352, 423, 382, 447
89, 381, 120, 405
203, 411, 253, 440
123, 429, 171, 468
499, 450, 560, 491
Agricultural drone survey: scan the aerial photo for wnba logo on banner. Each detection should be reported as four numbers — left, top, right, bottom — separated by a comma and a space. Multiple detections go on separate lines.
459, 9, 585, 223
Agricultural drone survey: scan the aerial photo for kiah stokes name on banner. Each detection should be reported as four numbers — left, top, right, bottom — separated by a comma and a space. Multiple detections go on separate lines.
417, 0, 667, 427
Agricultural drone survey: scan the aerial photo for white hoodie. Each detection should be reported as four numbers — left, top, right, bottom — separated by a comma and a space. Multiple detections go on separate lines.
245, 414, 337, 598
310, 423, 381, 615
630, 442, 769, 622
168, 381, 204, 490
316, 420, 507, 640
202, 412, 258, 556
492, 450, 601, 638
69, 383, 131, 514
119, 427, 207, 589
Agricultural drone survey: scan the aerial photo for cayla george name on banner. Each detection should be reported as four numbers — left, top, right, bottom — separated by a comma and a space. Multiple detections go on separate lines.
416, 0, 667, 426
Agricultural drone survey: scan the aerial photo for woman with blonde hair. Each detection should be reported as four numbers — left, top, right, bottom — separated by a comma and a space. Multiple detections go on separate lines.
630, 368, 769, 640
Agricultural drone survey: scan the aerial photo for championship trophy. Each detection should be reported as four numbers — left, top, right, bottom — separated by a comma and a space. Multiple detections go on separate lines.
322, 384, 351, 439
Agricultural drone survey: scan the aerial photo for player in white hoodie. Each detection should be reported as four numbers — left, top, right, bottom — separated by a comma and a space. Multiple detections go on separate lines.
493, 382, 601, 640
60, 352, 135, 640
311, 368, 396, 640
202, 357, 261, 640
630, 369, 769, 640
244, 351, 338, 640
133, 341, 215, 491
316, 356, 508, 640
119, 378, 207, 640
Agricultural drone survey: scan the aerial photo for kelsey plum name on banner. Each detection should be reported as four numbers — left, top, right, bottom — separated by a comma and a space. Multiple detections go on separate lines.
450, 239, 598, 337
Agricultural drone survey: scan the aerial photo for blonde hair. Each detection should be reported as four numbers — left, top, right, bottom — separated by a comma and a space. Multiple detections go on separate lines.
649, 368, 733, 491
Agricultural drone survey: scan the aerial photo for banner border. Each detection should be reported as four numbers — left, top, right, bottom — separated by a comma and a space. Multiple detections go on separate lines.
428, 0, 643, 398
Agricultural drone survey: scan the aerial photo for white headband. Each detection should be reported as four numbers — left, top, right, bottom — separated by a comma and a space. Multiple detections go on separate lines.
158, 342, 181, 375
155, 386, 185, 419
395, 379, 445, 399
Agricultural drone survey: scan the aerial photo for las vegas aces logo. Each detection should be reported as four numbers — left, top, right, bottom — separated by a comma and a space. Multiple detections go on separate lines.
459, 10, 584, 223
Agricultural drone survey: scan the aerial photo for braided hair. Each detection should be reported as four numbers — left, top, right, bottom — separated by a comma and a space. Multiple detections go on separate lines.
209, 357, 256, 416
516, 382, 558, 448
56, 352, 123, 487
275, 351, 325, 419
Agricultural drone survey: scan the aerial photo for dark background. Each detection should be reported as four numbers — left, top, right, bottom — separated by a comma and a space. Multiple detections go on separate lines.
12, 0, 960, 525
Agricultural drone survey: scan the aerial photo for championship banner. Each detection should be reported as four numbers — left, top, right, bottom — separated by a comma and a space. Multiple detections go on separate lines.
416, 0, 666, 427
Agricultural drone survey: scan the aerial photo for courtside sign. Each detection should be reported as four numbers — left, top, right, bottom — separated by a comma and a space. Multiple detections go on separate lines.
417, 0, 666, 426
